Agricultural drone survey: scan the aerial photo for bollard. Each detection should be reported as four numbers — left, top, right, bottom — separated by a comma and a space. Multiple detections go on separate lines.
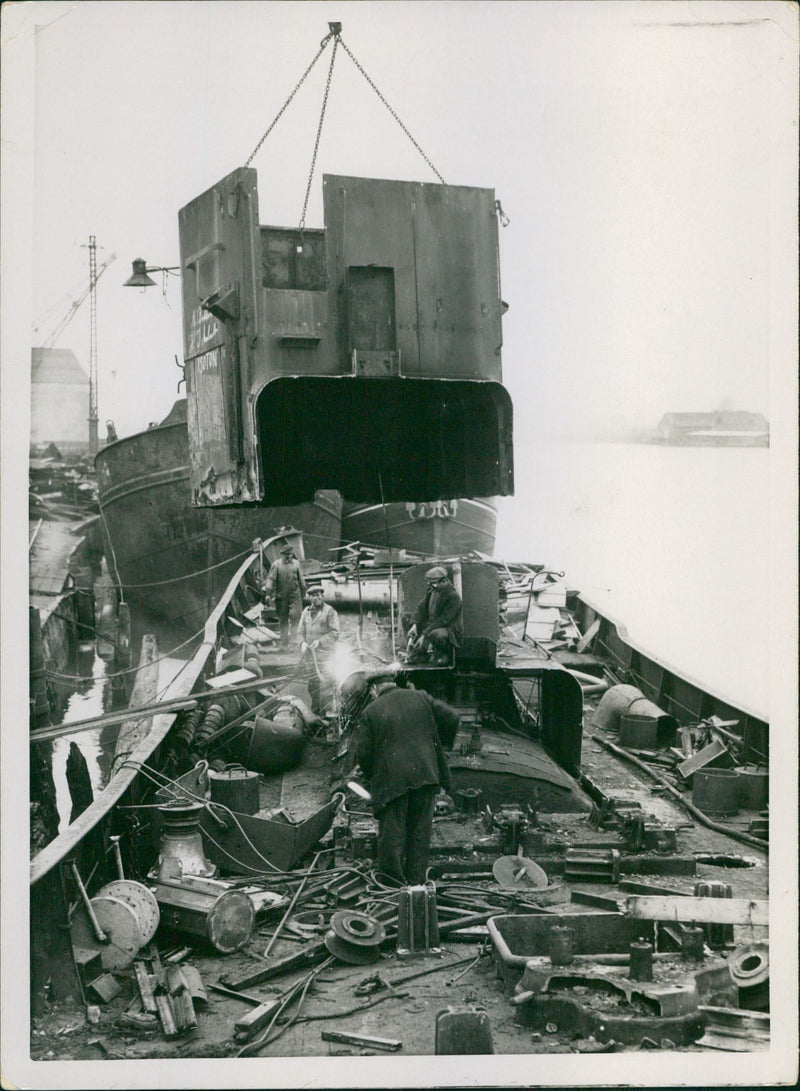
694, 880, 734, 948
454, 788, 482, 814
628, 941, 654, 982
397, 882, 440, 956
680, 923, 705, 962
548, 925, 574, 966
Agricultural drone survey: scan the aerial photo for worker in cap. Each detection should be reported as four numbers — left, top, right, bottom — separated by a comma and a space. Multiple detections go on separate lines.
347, 678, 460, 884
263, 542, 307, 647
297, 585, 340, 713
406, 565, 463, 666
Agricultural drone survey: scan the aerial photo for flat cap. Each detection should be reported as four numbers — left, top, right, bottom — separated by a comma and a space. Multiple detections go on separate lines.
425, 566, 447, 580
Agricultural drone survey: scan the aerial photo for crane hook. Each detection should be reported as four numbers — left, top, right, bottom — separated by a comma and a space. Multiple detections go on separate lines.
322, 22, 342, 46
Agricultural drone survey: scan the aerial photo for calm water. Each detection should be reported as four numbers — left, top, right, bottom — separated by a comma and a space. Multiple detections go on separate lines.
50, 654, 188, 830
495, 440, 771, 718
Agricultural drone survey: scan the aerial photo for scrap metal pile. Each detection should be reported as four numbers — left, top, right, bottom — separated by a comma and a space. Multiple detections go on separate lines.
57, 744, 769, 1058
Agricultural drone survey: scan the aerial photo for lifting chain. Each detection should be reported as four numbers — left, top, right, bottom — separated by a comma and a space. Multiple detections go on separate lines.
299, 29, 340, 231
244, 24, 340, 168
338, 36, 445, 184
245, 23, 446, 193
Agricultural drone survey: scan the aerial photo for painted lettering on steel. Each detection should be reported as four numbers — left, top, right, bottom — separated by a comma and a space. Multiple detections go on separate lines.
188, 305, 221, 355
405, 500, 458, 520
196, 345, 225, 375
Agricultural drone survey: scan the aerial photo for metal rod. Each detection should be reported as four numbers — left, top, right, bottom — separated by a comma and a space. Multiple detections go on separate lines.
109, 835, 125, 880
447, 951, 483, 985
69, 860, 107, 943
263, 851, 325, 958
356, 552, 364, 641
520, 577, 536, 643
30, 673, 292, 746
378, 474, 397, 659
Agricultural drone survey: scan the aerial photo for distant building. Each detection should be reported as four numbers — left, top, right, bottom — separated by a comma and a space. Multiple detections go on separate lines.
30, 348, 90, 456
657, 411, 769, 446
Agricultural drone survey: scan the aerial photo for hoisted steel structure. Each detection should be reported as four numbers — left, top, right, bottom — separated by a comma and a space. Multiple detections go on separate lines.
177, 24, 514, 510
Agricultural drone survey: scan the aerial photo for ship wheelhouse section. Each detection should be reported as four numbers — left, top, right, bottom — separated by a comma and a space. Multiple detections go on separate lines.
179, 168, 514, 507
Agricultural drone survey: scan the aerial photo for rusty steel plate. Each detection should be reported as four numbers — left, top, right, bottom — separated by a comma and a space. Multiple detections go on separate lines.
492, 855, 548, 890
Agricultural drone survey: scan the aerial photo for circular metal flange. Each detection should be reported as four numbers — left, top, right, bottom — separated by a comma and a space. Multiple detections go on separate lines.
286, 909, 333, 939
729, 942, 769, 987
492, 855, 548, 890
98, 880, 160, 945
330, 909, 385, 947
324, 931, 381, 965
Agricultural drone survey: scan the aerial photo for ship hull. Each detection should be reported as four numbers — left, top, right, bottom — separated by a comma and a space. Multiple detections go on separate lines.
341, 496, 497, 557
95, 413, 342, 637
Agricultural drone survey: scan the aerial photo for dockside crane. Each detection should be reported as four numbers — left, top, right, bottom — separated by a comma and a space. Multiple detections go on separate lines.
34, 242, 116, 456
35, 248, 116, 352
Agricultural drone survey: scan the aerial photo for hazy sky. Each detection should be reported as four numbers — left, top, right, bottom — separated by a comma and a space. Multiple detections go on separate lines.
5, 0, 795, 439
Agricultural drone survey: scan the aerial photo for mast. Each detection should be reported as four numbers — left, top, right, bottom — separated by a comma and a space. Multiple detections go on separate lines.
87, 234, 98, 456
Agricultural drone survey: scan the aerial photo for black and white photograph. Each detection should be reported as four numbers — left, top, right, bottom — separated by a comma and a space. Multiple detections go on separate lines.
1, 2, 797, 1088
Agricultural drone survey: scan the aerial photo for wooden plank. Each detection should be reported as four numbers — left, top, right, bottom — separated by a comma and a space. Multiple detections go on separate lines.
676, 738, 731, 780
30, 553, 259, 886
577, 618, 601, 653
29, 520, 84, 597
618, 880, 690, 898
570, 890, 621, 911
154, 993, 179, 1038
234, 998, 283, 1037
171, 989, 197, 1031
221, 938, 327, 991
321, 1030, 402, 1052
623, 895, 768, 926
133, 961, 157, 1013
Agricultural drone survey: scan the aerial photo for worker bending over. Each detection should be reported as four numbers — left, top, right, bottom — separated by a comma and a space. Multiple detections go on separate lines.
406, 566, 463, 666
347, 678, 459, 885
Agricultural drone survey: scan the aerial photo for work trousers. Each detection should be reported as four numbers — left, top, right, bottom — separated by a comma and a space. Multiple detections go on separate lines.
375, 784, 437, 885
276, 594, 302, 646
299, 653, 334, 715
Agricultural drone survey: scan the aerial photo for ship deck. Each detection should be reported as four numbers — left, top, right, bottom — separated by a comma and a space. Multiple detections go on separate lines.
30, 697, 769, 1065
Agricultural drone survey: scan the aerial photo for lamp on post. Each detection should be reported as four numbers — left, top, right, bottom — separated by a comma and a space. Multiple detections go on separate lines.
123, 258, 180, 287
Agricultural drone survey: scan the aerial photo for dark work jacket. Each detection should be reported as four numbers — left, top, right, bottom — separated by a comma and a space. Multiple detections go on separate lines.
412, 580, 463, 647
349, 687, 460, 809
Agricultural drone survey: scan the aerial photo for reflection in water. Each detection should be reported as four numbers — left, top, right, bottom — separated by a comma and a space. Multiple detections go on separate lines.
50, 649, 114, 831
